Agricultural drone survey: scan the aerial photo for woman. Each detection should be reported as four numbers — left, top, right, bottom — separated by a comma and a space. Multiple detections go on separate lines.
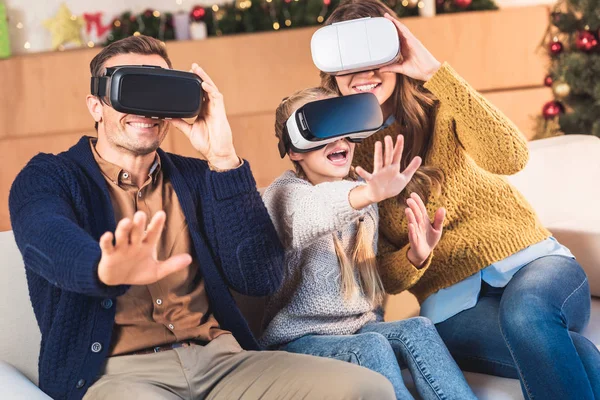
320, 1, 600, 399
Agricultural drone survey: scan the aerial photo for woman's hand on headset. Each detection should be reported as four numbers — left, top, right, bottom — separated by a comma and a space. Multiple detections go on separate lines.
351, 135, 421, 209
378, 13, 441, 82
170, 64, 241, 171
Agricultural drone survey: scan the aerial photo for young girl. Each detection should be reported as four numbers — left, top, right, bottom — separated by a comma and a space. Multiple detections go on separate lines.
321, 1, 600, 399
260, 87, 477, 400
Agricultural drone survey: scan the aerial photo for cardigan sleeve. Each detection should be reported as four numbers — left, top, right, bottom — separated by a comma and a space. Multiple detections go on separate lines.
204, 160, 286, 297
424, 63, 529, 176
9, 156, 128, 298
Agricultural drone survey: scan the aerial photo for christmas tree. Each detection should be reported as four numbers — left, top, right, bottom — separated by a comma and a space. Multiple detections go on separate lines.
536, 0, 600, 138
0, 2, 10, 59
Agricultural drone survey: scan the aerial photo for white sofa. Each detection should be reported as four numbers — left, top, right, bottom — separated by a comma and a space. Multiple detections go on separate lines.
1, 134, 599, 399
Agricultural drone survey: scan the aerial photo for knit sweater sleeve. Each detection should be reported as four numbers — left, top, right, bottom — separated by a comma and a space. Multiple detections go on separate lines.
263, 172, 368, 251
8, 156, 127, 298
424, 63, 529, 176
377, 232, 433, 295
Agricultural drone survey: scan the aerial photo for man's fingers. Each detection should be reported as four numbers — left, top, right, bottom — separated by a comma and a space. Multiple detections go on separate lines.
157, 254, 193, 280
130, 211, 147, 245
145, 211, 167, 245
355, 166, 373, 181
114, 218, 132, 247
191, 63, 217, 90
170, 118, 192, 138
99, 232, 115, 255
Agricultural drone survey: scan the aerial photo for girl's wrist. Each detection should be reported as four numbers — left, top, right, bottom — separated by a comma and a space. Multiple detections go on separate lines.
349, 185, 375, 210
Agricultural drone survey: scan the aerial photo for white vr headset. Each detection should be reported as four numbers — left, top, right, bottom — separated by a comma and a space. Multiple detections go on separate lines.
311, 17, 401, 75
278, 93, 383, 158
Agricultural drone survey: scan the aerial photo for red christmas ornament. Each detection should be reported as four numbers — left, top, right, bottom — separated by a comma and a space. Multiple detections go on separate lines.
542, 101, 564, 119
549, 41, 563, 55
544, 75, 554, 87
324, 0, 331, 5
191, 6, 206, 21
83, 12, 112, 37
575, 30, 598, 52
453, 0, 472, 9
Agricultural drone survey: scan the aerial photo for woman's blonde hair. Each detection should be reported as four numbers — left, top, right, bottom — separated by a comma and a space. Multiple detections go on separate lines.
320, 0, 444, 205
274, 87, 384, 305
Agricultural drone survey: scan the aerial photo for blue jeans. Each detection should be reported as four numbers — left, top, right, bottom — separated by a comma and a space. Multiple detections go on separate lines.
282, 317, 476, 400
436, 255, 600, 400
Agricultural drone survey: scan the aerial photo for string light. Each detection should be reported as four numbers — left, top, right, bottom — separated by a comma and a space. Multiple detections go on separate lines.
212, 5, 219, 11
16, 22, 23, 29
87, 41, 95, 47
23, 41, 31, 49
133, 31, 141, 36
402, 0, 409, 6
114, 20, 121, 27
70, 14, 77, 21
273, 22, 280, 30
317, 15, 324, 23
418, 1, 425, 8
285, 19, 292, 26
153, 11, 161, 17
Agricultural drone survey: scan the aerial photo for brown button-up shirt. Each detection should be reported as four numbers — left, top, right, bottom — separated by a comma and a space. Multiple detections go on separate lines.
90, 140, 228, 356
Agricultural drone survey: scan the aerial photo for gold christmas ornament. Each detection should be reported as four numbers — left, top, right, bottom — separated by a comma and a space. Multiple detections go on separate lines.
552, 81, 571, 99
43, 3, 84, 50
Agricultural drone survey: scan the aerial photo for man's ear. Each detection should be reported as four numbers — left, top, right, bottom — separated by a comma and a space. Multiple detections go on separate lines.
289, 150, 304, 162
86, 95, 103, 124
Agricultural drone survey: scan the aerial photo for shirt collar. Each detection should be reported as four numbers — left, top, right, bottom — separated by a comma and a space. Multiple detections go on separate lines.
89, 138, 161, 185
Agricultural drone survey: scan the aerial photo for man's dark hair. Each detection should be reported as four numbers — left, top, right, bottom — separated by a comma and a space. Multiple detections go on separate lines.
90, 35, 173, 130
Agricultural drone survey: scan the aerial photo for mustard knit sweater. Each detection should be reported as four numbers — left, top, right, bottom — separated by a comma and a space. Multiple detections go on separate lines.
352, 63, 551, 303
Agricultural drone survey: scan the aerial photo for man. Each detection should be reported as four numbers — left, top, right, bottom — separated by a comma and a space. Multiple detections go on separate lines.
9, 36, 394, 400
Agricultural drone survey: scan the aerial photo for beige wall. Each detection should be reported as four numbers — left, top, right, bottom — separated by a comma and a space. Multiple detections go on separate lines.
0, 6, 551, 231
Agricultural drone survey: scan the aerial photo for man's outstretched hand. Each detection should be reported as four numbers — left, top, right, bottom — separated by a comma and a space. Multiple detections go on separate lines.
97, 211, 192, 286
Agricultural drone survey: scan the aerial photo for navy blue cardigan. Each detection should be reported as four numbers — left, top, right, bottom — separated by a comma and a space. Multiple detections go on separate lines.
9, 137, 284, 400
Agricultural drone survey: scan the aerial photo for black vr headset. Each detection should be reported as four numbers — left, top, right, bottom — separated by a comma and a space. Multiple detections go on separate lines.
90, 65, 203, 119
278, 92, 383, 158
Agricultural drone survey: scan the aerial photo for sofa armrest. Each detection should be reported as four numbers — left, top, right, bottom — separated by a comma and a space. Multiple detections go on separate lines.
0, 361, 50, 399
507, 135, 600, 296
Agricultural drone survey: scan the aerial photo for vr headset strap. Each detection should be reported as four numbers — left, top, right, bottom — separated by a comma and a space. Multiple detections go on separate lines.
278, 127, 291, 159
90, 67, 117, 97
90, 76, 109, 97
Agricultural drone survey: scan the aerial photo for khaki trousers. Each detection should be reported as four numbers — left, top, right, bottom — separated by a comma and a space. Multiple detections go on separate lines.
84, 334, 394, 400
